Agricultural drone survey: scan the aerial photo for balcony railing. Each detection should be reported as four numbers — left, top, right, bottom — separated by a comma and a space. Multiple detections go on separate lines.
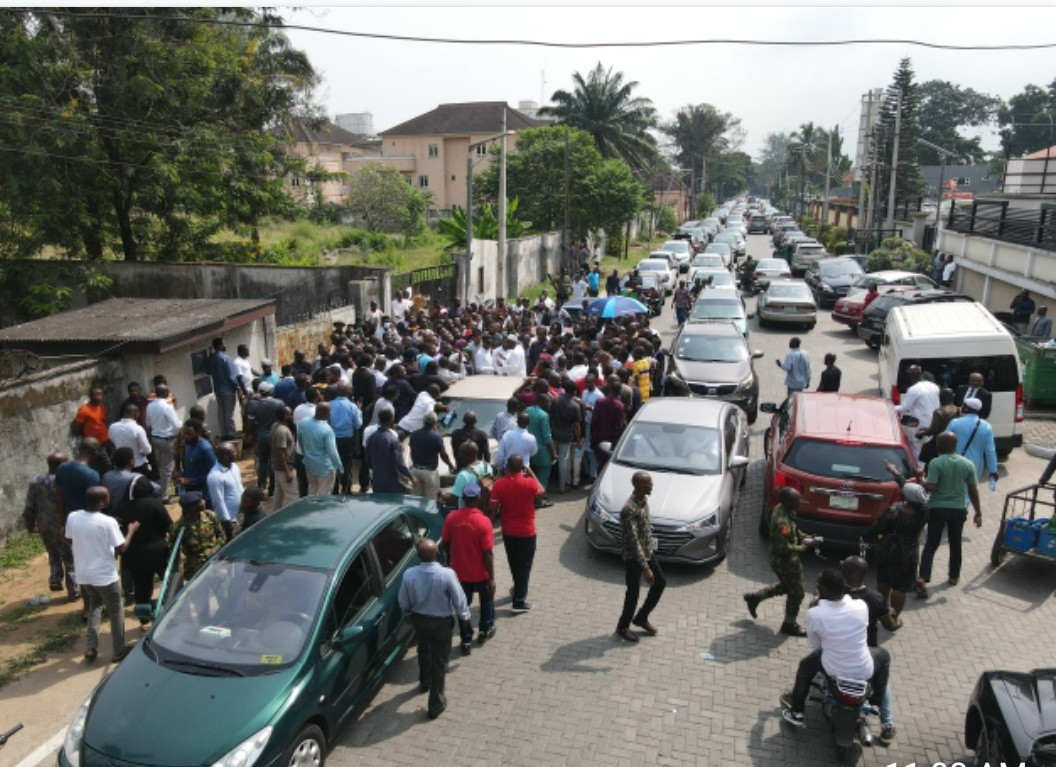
947, 200, 1056, 252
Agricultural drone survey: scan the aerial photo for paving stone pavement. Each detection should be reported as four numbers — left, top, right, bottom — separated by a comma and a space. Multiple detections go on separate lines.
328, 237, 1056, 767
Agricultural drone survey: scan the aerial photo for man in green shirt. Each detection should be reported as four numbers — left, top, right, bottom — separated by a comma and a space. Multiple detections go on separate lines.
917, 432, 981, 596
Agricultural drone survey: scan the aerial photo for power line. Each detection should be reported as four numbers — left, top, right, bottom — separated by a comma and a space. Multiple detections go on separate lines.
5, 8, 1056, 51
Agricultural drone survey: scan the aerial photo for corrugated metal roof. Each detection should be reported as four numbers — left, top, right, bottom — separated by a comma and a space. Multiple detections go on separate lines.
0, 298, 275, 345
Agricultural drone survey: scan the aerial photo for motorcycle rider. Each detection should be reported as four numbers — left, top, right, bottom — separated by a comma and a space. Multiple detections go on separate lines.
738, 254, 757, 292
780, 568, 890, 729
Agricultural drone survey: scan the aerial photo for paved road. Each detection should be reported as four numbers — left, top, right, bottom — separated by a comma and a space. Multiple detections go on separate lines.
9, 234, 1055, 767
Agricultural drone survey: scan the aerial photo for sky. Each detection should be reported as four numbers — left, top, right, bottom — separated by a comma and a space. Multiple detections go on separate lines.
280, 5, 1056, 160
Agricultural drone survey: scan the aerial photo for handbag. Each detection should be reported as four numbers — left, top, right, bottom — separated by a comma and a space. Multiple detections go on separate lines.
960, 420, 982, 456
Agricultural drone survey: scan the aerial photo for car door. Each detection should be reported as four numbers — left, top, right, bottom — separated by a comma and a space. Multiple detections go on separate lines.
366, 514, 419, 667
316, 549, 383, 727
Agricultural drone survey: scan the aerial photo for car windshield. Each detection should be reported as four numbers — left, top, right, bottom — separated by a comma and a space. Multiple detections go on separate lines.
853, 275, 891, 290
614, 421, 721, 475
757, 259, 787, 270
150, 559, 327, 676
705, 244, 731, 254
715, 234, 737, 243
820, 262, 863, 278
676, 333, 747, 362
639, 261, 666, 271
767, 283, 813, 300
692, 256, 724, 267
439, 397, 508, 436
691, 299, 744, 319
661, 242, 688, 253
699, 272, 734, 287
785, 439, 912, 482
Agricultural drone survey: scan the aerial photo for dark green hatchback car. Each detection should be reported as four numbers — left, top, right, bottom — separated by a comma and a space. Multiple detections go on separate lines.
59, 494, 443, 767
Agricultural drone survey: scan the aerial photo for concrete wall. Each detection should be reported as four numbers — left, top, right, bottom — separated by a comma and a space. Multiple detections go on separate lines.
0, 260, 390, 328
939, 228, 1056, 314
274, 306, 357, 370
466, 231, 563, 301
0, 358, 124, 535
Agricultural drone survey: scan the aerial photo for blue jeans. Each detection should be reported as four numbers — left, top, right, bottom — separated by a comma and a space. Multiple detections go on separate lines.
459, 581, 495, 642
676, 307, 688, 325
879, 684, 893, 727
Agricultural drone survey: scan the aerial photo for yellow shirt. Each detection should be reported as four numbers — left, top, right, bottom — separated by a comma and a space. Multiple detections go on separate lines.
632, 359, 652, 401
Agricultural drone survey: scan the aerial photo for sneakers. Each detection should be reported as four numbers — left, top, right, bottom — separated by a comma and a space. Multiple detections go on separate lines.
880, 724, 896, 745
460, 642, 472, 656
779, 690, 794, 710
781, 709, 806, 728
614, 627, 639, 643
511, 601, 533, 614
477, 625, 496, 645
744, 593, 761, 619
779, 622, 807, 637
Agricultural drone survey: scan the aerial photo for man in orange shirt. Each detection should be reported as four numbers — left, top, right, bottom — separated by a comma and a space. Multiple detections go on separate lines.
73, 388, 111, 451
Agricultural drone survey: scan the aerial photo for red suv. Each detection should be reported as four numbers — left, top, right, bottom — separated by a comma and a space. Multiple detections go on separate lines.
759, 392, 918, 546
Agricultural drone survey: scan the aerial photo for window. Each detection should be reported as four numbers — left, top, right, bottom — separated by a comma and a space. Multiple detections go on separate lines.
475, 143, 489, 157
785, 439, 913, 481
418, 175, 429, 188
451, 174, 456, 182
290, 177, 300, 187
333, 553, 375, 626
428, 144, 439, 158
478, 266, 485, 294
896, 355, 1020, 393
370, 516, 415, 580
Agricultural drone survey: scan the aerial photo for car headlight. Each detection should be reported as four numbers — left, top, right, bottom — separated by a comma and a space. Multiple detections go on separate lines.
211, 726, 273, 767
736, 373, 755, 393
588, 496, 614, 523
822, 284, 835, 293
677, 512, 719, 533
62, 691, 94, 767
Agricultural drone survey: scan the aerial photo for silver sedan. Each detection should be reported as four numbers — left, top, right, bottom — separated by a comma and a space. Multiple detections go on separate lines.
584, 398, 749, 565
757, 279, 818, 330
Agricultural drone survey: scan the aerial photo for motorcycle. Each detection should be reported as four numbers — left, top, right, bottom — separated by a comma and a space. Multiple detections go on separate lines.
809, 675, 878, 762
736, 264, 762, 296
622, 286, 662, 317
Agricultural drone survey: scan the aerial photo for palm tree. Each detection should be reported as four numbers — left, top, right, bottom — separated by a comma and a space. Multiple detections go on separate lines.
541, 62, 658, 176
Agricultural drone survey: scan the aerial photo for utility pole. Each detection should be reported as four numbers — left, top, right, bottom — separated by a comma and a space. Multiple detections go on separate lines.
563, 126, 570, 272
822, 127, 833, 225
701, 156, 707, 213
855, 90, 872, 253
465, 153, 473, 303
885, 87, 903, 231
498, 107, 507, 301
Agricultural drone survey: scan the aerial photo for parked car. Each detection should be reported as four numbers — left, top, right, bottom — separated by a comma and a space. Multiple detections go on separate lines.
772, 221, 799, 245
692, 268, 736, 290
713, 231, 746, 260
658, 239, 694, 270
856, 289, 973, 348
688, 254, 728, 284
848, 269, 938, 294
759, 392, 917, 546
59, 495, 443, 767
638, 256, 678, 293
584, 398, 750, 565
831, 284, 908, 330
964, 668, 1056, 767
703, 242, 734, 268
687, 286, 754, 338
804, 257, 865, 307
790, 240, 829, 276
438, 376, 527, 483
663, 321, 762, 422
757, 279, 818, 329
752, 257, 793, 290
747, 214, 769, 234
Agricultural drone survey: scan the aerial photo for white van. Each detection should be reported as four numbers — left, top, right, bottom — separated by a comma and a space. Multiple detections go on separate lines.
878, 302, 1024, 455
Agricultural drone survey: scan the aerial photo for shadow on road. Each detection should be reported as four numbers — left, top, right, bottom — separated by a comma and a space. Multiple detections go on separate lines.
539, 632, 622, 673
706, 618, 787, 664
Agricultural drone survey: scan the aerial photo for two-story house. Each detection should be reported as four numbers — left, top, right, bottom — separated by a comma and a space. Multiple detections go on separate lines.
284, 120, 381, 205
348, 101, 545, 215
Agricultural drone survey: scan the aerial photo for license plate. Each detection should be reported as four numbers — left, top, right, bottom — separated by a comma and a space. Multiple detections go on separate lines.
830, 494, 859, 510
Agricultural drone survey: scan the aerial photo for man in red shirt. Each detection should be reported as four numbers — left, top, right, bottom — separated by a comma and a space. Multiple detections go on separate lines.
590, 379, 626, 472
440, 483, 495, 655
74, 387, 110, 448
489, 454, 544, 614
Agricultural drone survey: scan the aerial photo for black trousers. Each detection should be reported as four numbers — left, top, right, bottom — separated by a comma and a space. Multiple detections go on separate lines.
294, 453, 309, 498
335, 436, 356, 494
789, 646, 890, 712
503, 535, 537, 605
617, 556, 666, 631
411, 614, 453, 717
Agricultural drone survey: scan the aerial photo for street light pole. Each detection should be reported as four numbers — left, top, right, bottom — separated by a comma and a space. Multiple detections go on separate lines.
464, 125, 517, 303
885, 87, 903, 232
498, 107, 507, 301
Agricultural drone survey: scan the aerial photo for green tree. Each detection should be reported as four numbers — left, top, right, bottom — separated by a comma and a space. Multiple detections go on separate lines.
478, 126, 645, 241
346, 163, 428, 234
866, 236, 932, 273
872, 58, 925, 210
0, 8, 317, 262
540, 63, 659, 176
754, 132, 791, 200
917, 80, 1001, 164
661, 104, 743, 178
436, 198, 530, 251
997, 82, 1056, 160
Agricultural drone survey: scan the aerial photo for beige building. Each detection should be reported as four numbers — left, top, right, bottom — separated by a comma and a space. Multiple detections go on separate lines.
284, 120, 381, 205
348, 102, 545, 214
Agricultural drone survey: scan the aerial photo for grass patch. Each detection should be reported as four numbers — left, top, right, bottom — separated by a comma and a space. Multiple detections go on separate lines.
0, 613, 83, 689
0, 531, 45, 574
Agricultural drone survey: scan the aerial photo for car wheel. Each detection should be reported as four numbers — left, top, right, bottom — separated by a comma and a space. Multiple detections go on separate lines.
285, 724, 325, 767
714, 521, 733, 565
806, 322, 816, 330
748, 404, 758, 425
866, 339, 879, 350
973, 727, 988, 767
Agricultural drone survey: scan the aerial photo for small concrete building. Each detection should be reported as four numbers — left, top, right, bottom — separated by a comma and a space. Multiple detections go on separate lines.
0, 298, 277, 438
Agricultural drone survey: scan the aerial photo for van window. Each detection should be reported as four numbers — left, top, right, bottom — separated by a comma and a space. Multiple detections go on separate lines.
896, 355, 1019, 393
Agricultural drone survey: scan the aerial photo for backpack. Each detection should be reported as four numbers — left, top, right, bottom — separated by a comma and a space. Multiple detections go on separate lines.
468, 463, 494, 510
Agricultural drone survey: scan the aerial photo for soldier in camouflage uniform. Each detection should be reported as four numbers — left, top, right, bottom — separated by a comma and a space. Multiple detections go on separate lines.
22, 452, 77, 599
169, 491, 225, 580
743, 488, 819, 636
615, 471, 666, 643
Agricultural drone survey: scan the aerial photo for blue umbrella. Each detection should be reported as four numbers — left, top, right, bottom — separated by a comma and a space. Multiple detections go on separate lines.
585, 295, 649, 318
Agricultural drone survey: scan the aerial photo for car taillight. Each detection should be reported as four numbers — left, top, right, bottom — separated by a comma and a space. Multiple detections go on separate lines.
890, 385, 901, 406
775, 471, 802, 492
1015, 382, 1025, 422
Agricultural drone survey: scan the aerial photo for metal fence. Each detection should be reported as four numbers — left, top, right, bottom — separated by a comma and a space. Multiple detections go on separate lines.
848, 227, 905, 254
947, 200, 1056, 252
392, 263, 457, 307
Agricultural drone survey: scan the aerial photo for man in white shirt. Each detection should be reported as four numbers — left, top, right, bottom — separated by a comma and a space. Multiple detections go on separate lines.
571, 275, 588, 302
392, 290, 411, 324
781, 569, 890, 727
207, 443, 244, 541
146, 384, 181, 496
895, 365, 941, 458
64, 486, 138, 663
234, 344, 255, 393
495, 336, 526, 378
108, 402, 152, 474
473, 336, 496, 375
398, 384, 448, 436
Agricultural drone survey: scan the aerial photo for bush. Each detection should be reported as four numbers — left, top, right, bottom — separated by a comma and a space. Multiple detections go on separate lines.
605, 231, 624, 257
655, 205, 678, 234
866, 237, 932, 274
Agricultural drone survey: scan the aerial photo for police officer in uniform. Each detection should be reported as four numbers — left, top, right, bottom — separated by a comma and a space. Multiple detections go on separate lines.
743, 488, 820, 636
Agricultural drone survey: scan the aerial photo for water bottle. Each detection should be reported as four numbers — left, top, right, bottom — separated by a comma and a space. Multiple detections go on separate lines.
442, 410, 455, 428
988, 475, 997, 493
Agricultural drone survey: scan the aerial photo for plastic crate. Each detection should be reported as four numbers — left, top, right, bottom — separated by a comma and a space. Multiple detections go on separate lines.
1003, 517, 1039, 552
1036, 528, 1056, 558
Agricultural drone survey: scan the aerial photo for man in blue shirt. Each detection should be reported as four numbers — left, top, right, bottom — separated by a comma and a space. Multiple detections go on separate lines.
776, 337, 811, 396
397, 539, 471, 720
206, 337, 244, 439
206, 443, 244, 541
947, 398, 998, 495
495, 413, 538, 472
176, 420, 217, 504
328, 384, 363, 494
296, 402, 343, 497
55, 440, 103, 523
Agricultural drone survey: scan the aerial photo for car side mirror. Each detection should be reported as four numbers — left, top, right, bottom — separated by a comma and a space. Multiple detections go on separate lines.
760, 402, 778, 413
751, 350, 764, 359
333, 624, 365, 649
728, 455, 750, 470
598, 441, 613, 454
